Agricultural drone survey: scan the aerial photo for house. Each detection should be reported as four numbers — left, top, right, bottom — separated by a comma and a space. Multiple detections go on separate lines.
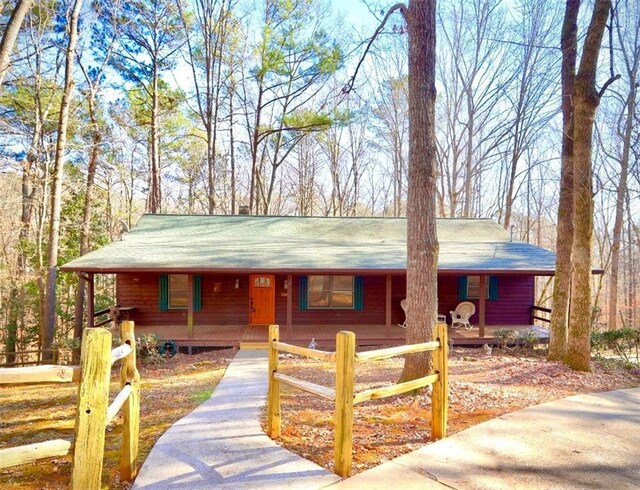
61, 214, 557, 348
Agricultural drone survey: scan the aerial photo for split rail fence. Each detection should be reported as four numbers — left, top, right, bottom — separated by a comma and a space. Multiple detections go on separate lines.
0, 321, 140, 489
267, 322, 449, 477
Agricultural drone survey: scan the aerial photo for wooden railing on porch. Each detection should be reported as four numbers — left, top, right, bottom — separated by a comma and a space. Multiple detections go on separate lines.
267, 322, 449, 478
531, 305, 552, 324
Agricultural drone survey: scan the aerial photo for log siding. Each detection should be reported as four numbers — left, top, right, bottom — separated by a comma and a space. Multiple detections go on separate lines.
116, 272, 534, 328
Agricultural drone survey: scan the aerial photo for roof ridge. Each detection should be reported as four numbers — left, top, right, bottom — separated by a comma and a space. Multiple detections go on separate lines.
140, 214, 497, 221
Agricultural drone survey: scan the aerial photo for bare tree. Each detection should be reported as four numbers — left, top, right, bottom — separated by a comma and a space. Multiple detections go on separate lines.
0, 0, 33, 88
548, 0, 579, 362
502, 0, 559, 230
606, 0, 639, 330
565, 0, 617, 371
437, 0, 511, 218
42, 0, 84, 361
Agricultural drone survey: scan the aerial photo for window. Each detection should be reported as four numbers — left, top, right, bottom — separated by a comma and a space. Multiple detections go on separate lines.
308, 275, 354, 309
466, 276, 489, 300
169, 274, 189, 309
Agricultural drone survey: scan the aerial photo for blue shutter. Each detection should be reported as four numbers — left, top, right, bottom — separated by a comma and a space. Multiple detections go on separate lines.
489, 276, 499, 301
458, 276, 468, 301
193, 275, 202, 312
159, 274, 169, 311
298, 276, 308, 311
354, 276, 364, 311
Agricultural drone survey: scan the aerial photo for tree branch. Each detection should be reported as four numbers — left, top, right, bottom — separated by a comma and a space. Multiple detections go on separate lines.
598, 74, 621, 97
342, 2, 407, 95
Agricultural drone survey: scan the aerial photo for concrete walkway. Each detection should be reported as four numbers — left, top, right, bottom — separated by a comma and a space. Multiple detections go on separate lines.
134, 348, 640, 490
132, 350, 340, 489
332, 387, 640, 489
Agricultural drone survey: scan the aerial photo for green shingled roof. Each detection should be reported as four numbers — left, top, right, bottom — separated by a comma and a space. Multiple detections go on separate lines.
60, 215, 557, 275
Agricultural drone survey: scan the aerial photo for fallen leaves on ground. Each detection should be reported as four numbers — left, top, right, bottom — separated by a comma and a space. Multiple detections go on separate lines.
0, 348, 234, 490
262, 348, 640, 475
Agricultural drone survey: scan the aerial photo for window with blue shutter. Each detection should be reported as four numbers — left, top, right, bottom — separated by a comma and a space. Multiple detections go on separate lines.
458, 276, 468, 301
354, 276, 364, 311
193, 275, 202, 311
159, 274, 169, 311
298, 276, 308, 311
489, 276, 499, 301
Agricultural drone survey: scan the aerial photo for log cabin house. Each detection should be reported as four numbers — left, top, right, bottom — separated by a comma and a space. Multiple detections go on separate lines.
61, 214, 556, 349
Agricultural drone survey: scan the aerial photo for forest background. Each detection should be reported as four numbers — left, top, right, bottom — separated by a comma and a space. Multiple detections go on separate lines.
0, 0, 638, 361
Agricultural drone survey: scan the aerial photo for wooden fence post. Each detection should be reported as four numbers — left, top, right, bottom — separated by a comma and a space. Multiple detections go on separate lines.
71, 327, 112, 490
120, 320, 140, 481
267, 324, 281, 438
431, 322, 449, 439
334, 331, 355, 478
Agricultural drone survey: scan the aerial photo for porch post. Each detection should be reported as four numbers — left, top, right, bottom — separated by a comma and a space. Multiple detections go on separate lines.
286, 274, 293, 332
478, 275, 486, 338
87, 273, 94, 328
187, 274, 194, 342
385, 274, 392, 328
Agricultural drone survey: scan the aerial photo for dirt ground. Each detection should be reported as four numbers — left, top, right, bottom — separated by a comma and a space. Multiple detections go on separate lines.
3, 346, 639, 488
0, 348, 235, 490
262, 346, 640, 475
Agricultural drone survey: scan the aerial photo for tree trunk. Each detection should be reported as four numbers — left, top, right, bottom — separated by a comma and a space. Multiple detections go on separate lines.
0, 0, 34, 88
607, 43, 636, 330
148, 66, 161, 213
5, 288, 19, 364
43, 0, 84, 362
463, 88, 474, 217
548, 0, 579, 362
229, 79, 237, 215
564, 0, 612, 371
399, 0, 439, 382
249, 84, 264, 215
73, 88, 102, 345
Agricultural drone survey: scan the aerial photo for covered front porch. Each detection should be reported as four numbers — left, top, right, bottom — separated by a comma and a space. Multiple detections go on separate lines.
129, 323, 549, 349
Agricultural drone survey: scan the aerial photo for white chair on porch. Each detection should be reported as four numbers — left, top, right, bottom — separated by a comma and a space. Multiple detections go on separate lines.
450, 301, 475, 330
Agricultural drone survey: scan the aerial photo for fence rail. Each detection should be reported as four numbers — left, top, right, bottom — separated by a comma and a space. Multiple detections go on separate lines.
267, 322, 449, 478
0, 321, 140, 489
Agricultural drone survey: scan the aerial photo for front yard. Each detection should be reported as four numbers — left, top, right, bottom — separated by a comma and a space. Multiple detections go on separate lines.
263, 346, 640, 475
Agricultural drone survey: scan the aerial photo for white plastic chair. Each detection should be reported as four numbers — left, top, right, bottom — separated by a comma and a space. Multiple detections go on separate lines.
450, 301, 475, 330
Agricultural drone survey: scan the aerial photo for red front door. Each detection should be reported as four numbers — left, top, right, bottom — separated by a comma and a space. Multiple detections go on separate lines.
249, 274, 275, 324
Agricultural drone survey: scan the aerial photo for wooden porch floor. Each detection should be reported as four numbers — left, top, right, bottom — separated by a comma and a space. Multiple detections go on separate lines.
131, 324, 549, 349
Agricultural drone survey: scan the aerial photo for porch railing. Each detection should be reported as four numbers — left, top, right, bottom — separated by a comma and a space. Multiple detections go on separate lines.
531, 305, 551, 324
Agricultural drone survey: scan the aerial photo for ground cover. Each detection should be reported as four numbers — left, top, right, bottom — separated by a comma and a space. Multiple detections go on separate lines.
263, 347, 640, 475
0, 348, 234, 489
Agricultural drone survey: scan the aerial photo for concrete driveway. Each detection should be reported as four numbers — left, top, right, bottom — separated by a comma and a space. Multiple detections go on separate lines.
332, 387, 640, 489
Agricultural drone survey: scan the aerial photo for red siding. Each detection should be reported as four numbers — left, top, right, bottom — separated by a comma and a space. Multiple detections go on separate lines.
117, 272, 533, 327
437, 275, 534, 325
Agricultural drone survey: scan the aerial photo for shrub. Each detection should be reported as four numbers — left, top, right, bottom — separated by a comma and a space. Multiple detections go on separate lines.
494, 328, 518, 348
136, 333, 165, 365
517, 329, 540, 349
591, 328, 640, 366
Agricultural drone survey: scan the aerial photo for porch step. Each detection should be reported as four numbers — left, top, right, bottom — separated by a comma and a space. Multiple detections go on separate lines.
240, 342, 269, 350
